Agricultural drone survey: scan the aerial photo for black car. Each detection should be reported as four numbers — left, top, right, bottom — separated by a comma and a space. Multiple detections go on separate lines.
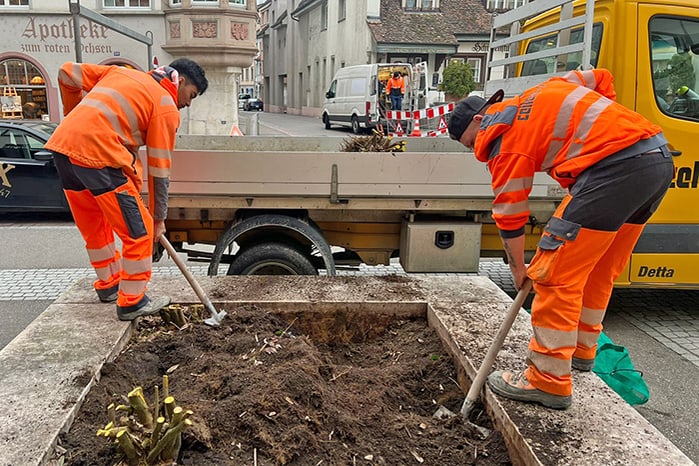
0, 119, 69, 213
243, 98, 264, 111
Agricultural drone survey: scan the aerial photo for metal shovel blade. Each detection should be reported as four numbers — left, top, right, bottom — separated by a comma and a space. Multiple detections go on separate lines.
203, 303, 227, 327
160, 236, 228, 327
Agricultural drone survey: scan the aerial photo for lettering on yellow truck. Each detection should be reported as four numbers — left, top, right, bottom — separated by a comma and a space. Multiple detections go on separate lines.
637, 266, 675, 278
671, 162, 699, 188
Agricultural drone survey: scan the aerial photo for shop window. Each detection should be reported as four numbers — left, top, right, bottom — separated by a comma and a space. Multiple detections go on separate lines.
0, 0, 29, 6
0, 59, 49, 120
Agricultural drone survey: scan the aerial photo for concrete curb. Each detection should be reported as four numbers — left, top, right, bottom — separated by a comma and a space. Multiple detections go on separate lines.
0, 276, 693, 466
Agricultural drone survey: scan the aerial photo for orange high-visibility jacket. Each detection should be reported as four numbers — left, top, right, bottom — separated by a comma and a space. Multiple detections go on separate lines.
474, 69, 666, 234
45, 62, 181, 220
386, 75, 405, 95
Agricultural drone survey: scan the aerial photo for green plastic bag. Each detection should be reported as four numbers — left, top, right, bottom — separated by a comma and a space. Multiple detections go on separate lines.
591, 332, 650, 405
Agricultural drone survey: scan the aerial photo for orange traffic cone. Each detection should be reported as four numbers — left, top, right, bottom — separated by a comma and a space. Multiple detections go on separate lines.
410, 118, 422, 137
230, 124, 244, 136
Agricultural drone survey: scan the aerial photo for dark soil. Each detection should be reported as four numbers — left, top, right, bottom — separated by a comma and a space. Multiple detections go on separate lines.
58, 304, 511, 465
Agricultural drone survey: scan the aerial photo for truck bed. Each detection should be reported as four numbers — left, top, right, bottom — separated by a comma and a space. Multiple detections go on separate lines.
164, 136, 563, 202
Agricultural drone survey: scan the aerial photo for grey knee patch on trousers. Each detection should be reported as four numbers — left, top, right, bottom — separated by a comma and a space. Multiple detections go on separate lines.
116, 190, 147, 239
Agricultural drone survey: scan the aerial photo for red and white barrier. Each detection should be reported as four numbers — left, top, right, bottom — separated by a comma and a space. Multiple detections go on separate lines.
386, 102, 455, 122
386, 102, 455, 137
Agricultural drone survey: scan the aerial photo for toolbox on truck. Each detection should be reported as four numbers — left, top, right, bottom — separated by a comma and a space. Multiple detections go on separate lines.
399, 220, 481, 273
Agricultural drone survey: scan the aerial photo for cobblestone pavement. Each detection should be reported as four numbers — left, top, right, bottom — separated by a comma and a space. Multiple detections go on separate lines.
2, 258, 698, 369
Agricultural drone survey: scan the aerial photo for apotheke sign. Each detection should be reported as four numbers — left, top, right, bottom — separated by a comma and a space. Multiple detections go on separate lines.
18, 16, 113, 55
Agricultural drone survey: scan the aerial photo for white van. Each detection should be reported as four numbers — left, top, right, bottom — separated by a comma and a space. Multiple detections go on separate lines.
322, 63, 426, 134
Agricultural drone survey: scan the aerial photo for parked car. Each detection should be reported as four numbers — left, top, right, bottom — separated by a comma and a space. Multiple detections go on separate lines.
238, 93, 252, 109
243, 98, 264, 111
0, 119, 69, 213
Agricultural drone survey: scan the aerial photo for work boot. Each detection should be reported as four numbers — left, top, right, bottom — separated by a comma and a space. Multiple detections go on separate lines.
95, 285, 119, 303
572, 357, 595, 372
116, 295, 170, 321
487, 370, 572, 410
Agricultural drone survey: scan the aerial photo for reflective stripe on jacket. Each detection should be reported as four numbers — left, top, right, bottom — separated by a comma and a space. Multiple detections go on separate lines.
45, 62, 180, 220
473, 68, 666, 233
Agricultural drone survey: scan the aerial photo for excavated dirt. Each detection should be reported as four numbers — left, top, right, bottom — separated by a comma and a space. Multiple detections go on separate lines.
58, 300, 511, 465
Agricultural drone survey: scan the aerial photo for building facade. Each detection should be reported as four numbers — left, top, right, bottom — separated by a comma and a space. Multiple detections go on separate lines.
254, 0, 270, 99
260, 0, 507, 117
0, 0, 258, 135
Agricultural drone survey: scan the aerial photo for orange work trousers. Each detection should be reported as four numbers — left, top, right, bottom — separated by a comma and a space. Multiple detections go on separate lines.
54, 153, 153, 308
526, 218, 644, 396
524, 150, 674, 397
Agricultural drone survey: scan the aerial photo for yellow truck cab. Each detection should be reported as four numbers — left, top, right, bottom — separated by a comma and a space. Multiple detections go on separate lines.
484, 0, 699, 288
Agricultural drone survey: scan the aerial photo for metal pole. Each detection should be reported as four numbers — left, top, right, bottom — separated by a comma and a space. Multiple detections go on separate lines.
69, 0, 83, 63
146, 31, 154, 69
69, 1, 153, 67
251, 112, 260, 136
582, 0, 595, 70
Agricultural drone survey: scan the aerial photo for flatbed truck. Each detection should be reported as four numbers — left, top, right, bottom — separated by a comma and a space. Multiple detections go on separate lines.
157, 135, 562, 276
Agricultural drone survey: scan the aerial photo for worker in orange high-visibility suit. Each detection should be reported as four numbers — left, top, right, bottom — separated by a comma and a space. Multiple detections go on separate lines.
448, 69, 674, 409
45, 59, 208, 321
386, 71, 406, 110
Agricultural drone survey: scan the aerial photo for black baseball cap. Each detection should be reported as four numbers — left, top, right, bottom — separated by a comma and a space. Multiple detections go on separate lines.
448, 89, 505, 141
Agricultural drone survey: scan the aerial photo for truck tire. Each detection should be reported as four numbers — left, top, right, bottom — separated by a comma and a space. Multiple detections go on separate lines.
323, 113, 332, 129
351, 115, 361, 134
227, 242, 319, 275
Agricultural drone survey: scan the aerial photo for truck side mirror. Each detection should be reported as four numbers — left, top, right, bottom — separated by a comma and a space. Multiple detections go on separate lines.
326, 91, 335, 99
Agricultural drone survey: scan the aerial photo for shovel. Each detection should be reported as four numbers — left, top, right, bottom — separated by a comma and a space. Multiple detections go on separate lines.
159, 236, 227, 326
459, 278, 533, 418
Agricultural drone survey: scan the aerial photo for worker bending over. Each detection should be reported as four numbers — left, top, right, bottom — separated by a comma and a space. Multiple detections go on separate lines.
448, 68, 674, 409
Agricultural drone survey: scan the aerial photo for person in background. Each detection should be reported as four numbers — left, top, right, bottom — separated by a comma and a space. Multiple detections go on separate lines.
448, 68, 674, 409
45, 58, 208, 321
386, 71, 405, 110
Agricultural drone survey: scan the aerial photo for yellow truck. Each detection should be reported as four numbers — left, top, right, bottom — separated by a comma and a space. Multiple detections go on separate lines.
483, 0, 699, 287
161, 0, 699, 289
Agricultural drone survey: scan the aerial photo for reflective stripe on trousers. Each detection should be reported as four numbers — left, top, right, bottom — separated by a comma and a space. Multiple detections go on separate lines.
54, 154, 154, 307
524, 151, 674, 396
526, 222, 642, 396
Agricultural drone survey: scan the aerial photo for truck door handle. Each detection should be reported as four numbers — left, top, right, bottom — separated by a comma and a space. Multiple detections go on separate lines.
435, 231, 454, 249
